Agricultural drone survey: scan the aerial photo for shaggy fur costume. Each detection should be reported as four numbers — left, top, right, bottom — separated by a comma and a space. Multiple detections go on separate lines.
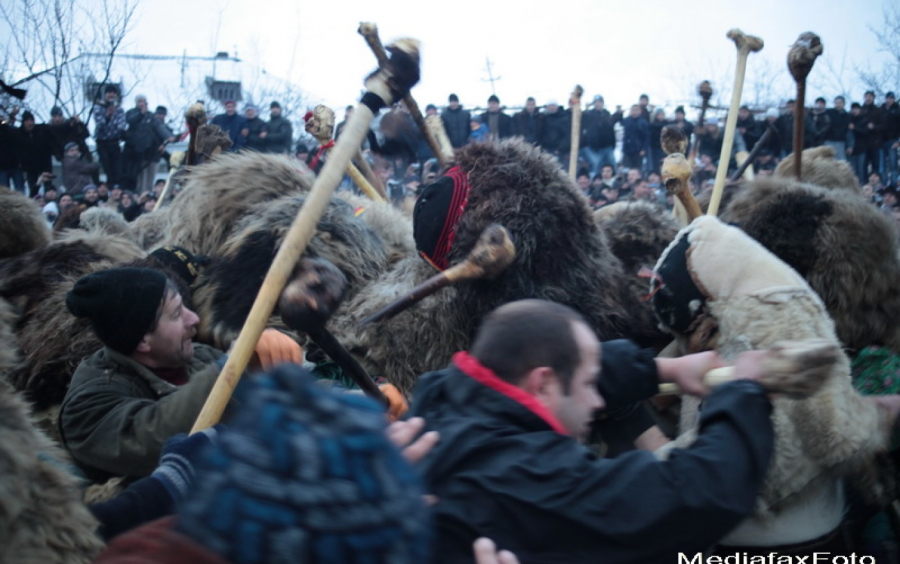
131, 152, 316, 254
720, 177, 900, 353
0, 187, 51, 259
0, 298, 104, 564
774, 146, 861, 192
594, 201, 680, 349
656, 217, 891, 546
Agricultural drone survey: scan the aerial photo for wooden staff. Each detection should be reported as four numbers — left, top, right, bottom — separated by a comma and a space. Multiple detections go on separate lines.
707, 29, 764, 217
155, 151, 185, 208
728, 122, 776, 182
362, 224, 515, 325
306, 104, 387, 203
425, 114, 455, 165
359, 22, 449, 169
190, 38, 421, 433
657, 339, 838, 398
687, 81, 713, 165
787, 32, 823, 180
660, 125, 703, 221
568, 85, 584, 179
352, 150, 388, 199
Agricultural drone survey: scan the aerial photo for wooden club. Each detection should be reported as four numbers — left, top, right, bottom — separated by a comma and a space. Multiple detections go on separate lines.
568, 85, 584, 180
788, 32, 824, 180
190, 37, 421, 433
707, 29, 764, 217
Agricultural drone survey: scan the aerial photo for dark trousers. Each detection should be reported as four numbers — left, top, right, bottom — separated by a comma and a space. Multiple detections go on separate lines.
0, 169, 25, 194
97, 139, 122, 186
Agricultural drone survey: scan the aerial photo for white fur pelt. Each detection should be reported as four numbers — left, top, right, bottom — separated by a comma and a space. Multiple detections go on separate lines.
656, 217, 891, 545
0, 298, 104, 564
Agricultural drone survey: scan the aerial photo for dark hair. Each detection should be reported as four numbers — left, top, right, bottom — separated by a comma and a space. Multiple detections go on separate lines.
865, 90, 875, 97
470, 300, 587, 392
815, 97, 826, 104
526, 96, 535, 103
835, 95, 845, 103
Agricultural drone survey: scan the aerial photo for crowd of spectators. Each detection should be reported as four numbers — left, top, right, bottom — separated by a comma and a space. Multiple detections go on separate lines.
3, 85, 899, 224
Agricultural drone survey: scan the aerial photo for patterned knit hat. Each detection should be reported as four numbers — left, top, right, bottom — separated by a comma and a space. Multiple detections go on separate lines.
176, 364, 430, 564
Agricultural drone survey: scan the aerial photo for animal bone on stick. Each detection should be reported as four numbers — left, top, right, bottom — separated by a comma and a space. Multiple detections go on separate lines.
687, 81, 714, 165
279, 258, 389, 406
185, 102, 207, 166
707, 29, 764, 216
362, 224, 516, 325
425, 114, 455, 165
352, 150, 388, 199
657, 339, 840, 398
662, 153, 703, 221
359, 22, 449, 169
190, 37, 420, 433
788, 32, 824, 180
568, 85, 584, 180
305, 104, 387, 204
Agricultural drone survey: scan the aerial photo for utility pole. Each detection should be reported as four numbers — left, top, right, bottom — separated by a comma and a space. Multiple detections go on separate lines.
482, 57, 502, 96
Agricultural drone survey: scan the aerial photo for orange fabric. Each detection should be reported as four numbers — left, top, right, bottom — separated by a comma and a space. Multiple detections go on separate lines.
253, 329, 303, 370
379, 383, 409, 422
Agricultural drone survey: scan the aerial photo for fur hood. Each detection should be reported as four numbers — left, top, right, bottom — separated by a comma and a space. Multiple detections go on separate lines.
0, 188, 51, 259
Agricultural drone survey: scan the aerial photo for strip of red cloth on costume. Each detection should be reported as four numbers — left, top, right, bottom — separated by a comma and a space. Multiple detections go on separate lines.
452, 351, 569, 436
431, 166, 471, 270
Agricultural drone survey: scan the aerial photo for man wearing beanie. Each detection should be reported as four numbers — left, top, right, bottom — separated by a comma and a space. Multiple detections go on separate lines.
59, 267, 227, 480
265, 101, 293, 154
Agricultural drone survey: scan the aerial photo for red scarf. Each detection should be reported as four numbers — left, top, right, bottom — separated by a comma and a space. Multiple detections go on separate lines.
452, 351, 569, 436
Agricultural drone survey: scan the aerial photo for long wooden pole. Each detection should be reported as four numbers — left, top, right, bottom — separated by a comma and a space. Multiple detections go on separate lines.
568, 85, 584, 179
191, 40, 420, 433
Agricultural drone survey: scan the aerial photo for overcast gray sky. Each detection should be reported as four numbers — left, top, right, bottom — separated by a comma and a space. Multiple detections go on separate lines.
45, 0, 900, 112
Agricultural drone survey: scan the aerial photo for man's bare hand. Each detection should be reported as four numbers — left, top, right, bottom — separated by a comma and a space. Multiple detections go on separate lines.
387, 416, 439, 464
474, 538, 520, 564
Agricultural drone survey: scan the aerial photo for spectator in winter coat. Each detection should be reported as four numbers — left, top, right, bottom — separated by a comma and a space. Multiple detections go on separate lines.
122, 95, 171, 195
853, 91, 886, 182
736, 106, 760, 152
18, 110, 55, 196
621, 105, 650, 171
671, 106, 694, 157
48, 106, 91, 166
539, 100, 570, 165
648, 109, 670, 175
513, 97, 543, 145
825, 96, 851, 162
810, 97, 832, 147
62, 142, 100, 194
211, 100, 247, 152
882, 92, 900, 185
93, 86, 126, 185
774, 100, 815, 158
0, 121, 25, 194
243, 105, 268, 153
580, 95, 620, 177
442, 94, 471, 149
265, 102, 293, 154
480, 95, 513, 141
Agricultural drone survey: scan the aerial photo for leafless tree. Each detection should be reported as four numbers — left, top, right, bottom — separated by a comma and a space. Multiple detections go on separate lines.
0, 0, 138, 121
858, 1, 900, 98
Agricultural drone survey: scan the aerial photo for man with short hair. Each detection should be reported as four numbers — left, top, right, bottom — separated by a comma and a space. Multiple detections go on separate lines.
48, 105, 91, 167
243, 104, 267, 152
18, 110, 55, 196
825, 96, 851, 161
539, 99, 570, 165
480, 94, 513, 141
513, 97, 543, 145
410, 299, 775, 563
59, 267, 301, 479
855, 91, 886, 182
265, 101, 293, 154
810, 97, 831, 147
621, 104, 650, 172
62, 141, 100, 194
123, 95, 171, 195
93, 85, 126, 185
211, 100, 247, 152
442, 94, 471, 149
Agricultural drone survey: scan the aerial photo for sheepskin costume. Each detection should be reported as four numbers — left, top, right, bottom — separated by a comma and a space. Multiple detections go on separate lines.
774, 145, 861, 192
0, 187, 51, 259
131, 152, 316, 254
720, 176, 900, 354
0, 297, 104, 564
653, 216, 892, 548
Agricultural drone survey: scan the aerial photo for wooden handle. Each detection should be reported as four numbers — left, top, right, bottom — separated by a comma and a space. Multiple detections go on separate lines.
190, 73, 402, 433
568, 85, 584, 179
657, 367, 734, 395
346, 161, 386, 203
708, 50, 751, 216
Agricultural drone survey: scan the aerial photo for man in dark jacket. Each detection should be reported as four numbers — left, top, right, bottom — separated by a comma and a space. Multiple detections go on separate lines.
825, 96, 851, 161
810, 97, 831, 147
580, 95, 620, 177
671, 105, 694, 156
62, 142, 100, 194
48, 105, 91, 165
18, 110, 55, 196
442, 94, 471, 149
265, 101, 293, 154
480, 95, 513, 141
621, 104, 650, 171
854, 91, 886, 182
775, 100, 815, 158
539, 100, 570, 165
0, 119, 25, 193
648, 108, 670, 175
93, 86, 127, 185
512, 97, 542, 145
243, 104, 267, 152
882, 92, 899, 185
736, 106, 760, 152
410, 299, 775, 564
211, 100, 247, 152
122, 95, 171, 194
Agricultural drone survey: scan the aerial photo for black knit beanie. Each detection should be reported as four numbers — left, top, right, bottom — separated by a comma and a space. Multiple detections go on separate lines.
66, 268, 168, 354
